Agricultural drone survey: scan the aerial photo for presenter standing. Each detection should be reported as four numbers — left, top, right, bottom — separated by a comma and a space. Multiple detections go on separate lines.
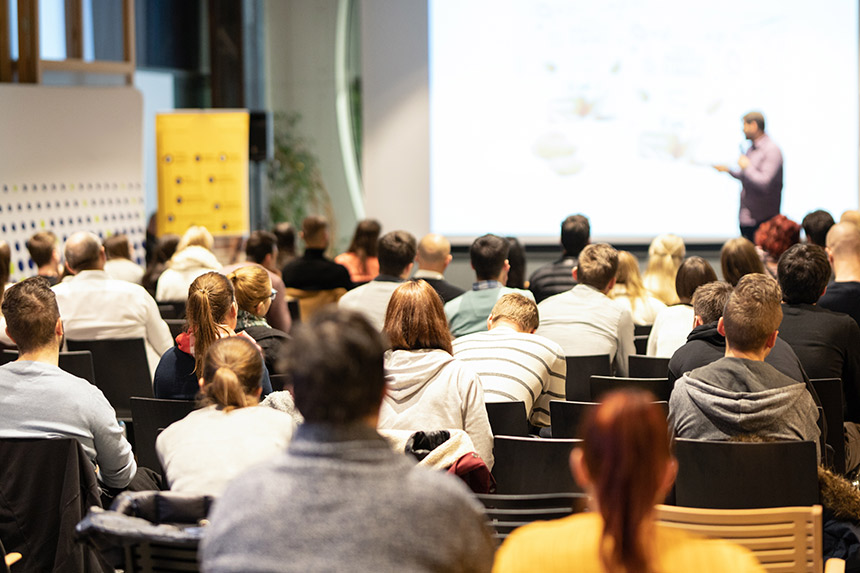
714, 112, 783, 241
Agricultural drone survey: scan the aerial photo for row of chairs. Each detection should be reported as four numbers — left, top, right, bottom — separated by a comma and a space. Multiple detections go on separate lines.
564, 353, 670, 400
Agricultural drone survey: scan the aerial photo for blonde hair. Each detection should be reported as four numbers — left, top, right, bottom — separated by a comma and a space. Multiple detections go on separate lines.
200, 336, 264, 412
490, 293, 539, 332
228, 266, 272, 316
610, 251, 647, 312
177, 225, 214, 252
643, 234, 685, 305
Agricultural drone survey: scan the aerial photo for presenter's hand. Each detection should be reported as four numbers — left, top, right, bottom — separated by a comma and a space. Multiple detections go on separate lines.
713, 164, 730, 173
737, 155, 750, 170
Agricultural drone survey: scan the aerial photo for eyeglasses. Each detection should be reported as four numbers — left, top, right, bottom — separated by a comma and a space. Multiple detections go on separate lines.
269, 289, 277, 301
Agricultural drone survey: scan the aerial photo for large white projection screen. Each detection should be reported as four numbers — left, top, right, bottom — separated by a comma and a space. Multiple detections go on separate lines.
362, 1, 859, 244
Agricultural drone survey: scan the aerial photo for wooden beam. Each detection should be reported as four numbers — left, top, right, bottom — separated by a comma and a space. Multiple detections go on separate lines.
64, 0, 82, 59
122, 0, 135, 85
40, 58, 134, 75
0, 0, 11, 81
16, 0, 40, 83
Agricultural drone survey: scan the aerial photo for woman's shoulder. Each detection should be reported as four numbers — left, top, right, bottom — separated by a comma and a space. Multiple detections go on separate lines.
655, 524, 765, 572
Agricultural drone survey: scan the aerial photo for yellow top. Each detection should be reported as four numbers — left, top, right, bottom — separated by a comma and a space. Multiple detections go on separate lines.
493, 512, 765, 573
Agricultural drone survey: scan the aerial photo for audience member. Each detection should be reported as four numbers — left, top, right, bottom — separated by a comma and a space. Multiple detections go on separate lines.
25, 230, 60, 285
537, 243, 635, 376
54, 231, 173, 377
338, 231, 417, 331
156, 336, 295, 497
452, 293, 565, 428
720, 236, 765, 286
272, 221, 297, 271
103, 234, 144, 284
380, 280, 494, 468
281, 215, 352, 292
669, 273, 820, 460
154, 272, 272, 400
221, 230, 291, 333
334, 219, 381, 284
156, 226, 222, 302
754, 214, 800, 278
494, 390, 763, 573
647, 256, 717, 357
141, 233, 179, 297
0, 241, 10, 346
413, 233, 464, 303
609, 250, 666, 326
529, 214, 589, 303
445, 234, 534, 337
841, 209, 860, 229
802, 209, 836, 247
643, 233, 685, 305
200, 308, 494, 572
505, 236, 527, 289
228, 265, 290, 374
819, 222, 860, 327
0, 277, 136, 489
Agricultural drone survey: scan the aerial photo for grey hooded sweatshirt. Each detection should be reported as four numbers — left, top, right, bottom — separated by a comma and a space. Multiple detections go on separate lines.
669, 357, 820, 461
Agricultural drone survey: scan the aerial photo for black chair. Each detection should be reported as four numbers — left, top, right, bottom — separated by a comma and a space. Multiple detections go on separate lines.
673, 438, 819, 509
287, 299, 301, 323
492, 436, 583, 494
163, 319, 187, 342
564, 354, 611, 402
2, 349, 95, 384
549, 400, 598, 439
590, 375, 672, 402
158, 301, 186, 320
66, 339, 152, 420
129, 397, 197, 473
633, 335, 649, 355
633, 324, 652, 337
628, 355, 671, 379
476, 493, 587, 539
270, 373, 289, 392
811, 378, 846, 474
486, 401, 529, 437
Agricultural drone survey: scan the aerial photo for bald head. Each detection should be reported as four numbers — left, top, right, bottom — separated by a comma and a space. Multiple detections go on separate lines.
416, 234, 452, 273
827, 222, 860, 259
64, 232, 104, 273
840, 210, 860, 229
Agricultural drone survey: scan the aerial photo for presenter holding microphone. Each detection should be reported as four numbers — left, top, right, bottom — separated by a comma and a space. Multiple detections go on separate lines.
714, 111, 783, 241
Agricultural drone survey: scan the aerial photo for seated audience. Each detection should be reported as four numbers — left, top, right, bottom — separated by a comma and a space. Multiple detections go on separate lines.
647, 256, 717, 357
338, 230, 417, 331
452, 293, 565, 428
156, 336, 295, 497
54, 231, 173, 377
841, 209, 860, 229
103, 234, 144, 284
26, 230, 61, 285
819, 222, 860, 327
413, 233, 464, 303
272, 221, 297, 270
334, 218, 381, 284
505, 236, 527, 289
0, 277, 136, 489
609, 250, 666, 326
643, 233, 685, 305
802, 209, 835, 247
154, 272, 272, 400
156, 226, 222, 302
669, 274, 820, 461
720, 236, 766, 286
141, 233, 179, 297
445, 233, 534, 337
380, 280, 494, 468
529, 214, 589, 303
200, 308, 494, 572
537, 243, 635, 376
281, 215, 352, 291
494, 390, 764, 573
754, 214, 800, 278
228, 265, 290, 374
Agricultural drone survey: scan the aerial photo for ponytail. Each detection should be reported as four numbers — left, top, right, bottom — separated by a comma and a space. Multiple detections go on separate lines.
203, 366, 249, 412
199, 336, 264, 411
186, 272, 235, 376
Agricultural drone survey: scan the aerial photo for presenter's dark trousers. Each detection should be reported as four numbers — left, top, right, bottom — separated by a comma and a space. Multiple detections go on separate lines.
740, 224, 760, 242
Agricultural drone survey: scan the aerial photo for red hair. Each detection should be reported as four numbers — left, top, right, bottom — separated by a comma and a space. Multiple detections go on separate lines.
754, 214, 800, 259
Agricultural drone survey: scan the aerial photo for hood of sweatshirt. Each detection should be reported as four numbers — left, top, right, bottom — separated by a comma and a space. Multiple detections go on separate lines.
384, 348, 456, 402
685, 321, 726, 347
168, 246, 221, 272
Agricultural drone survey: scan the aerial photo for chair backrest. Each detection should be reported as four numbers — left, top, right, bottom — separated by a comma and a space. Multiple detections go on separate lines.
66, 339, 152, 419
130, 397, 197, 473
283, 288, 346, 321
2, 350, 95, 384
656, 504, 828, 573
673, 438, 819, 509
564, 354, 611, 402
270, 373, 289, 392
476, 493, 587, 539
163, 319, 187, 343
158, 301, 186, 320
628, 354, 671, 379
485, 401, 529, 437
634, 335, 649, 355
810, 378, 845, 474
590, 375, 672, 402
549, 400, 598, 439
633, 324, 653, 337
492, 436, 582, 494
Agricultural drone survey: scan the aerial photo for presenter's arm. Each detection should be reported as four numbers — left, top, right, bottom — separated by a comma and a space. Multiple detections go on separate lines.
736, 147, 782, 194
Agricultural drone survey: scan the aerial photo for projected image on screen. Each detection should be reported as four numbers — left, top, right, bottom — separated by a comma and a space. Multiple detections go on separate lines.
429, 0, 858, 242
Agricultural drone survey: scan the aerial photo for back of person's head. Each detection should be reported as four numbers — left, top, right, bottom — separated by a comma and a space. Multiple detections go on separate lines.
470, 234, 509, 280
416, 233, 451, 268
720, 237, 765, 286
577, 389, 673, 573
273, 222, 296, 254
103, 234, 132, 260
489, 293, 539, 332
802, 210, 835, 247
153, 234, 180, 265
576, 243, 618, 291
377, 231, 417, 276
187, 272, 235, 375
301, 216, 328, 246
384, 280, 452, 354
692, 281, 733, 325
826, 222, 860, 260
285, 308, 386, 424
2, 277, 60, 353
612, 250, 645, 299
200, 336, 265, 412
754, 214, 800, 260
244, 231, 277, 264
743, 111, 765, 132
722, 273, 783, 352
347, 219, 382, 259
777, 243, 830, 305
228, 265, 272, 316
675, 256, 717, 304
840, 210, 860, 229
26, 231, 57, 267
644, 234, 685, 304
64, 231, 103, 272
505, 237, 527, 289
561, 214, 590, 257
177, 225, 215, 253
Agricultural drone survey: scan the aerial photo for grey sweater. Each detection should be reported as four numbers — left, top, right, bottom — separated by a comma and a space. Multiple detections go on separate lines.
669, 357, 821, 460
